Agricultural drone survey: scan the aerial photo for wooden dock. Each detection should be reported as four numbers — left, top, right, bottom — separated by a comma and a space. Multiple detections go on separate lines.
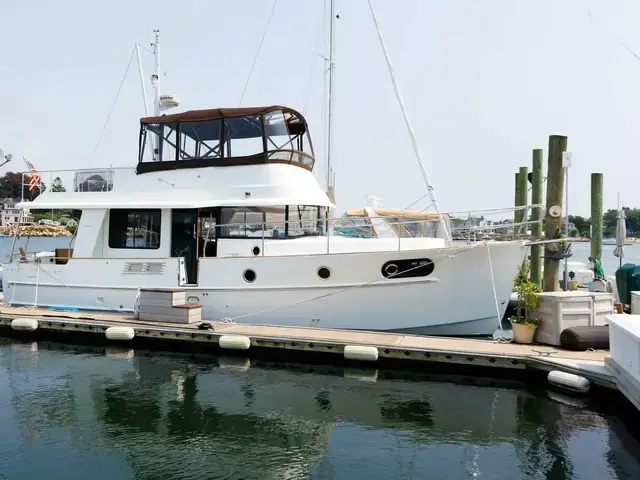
0, 306, 616, 389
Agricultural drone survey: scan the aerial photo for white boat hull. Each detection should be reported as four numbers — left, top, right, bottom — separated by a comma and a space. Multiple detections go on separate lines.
2, 241, 526, 336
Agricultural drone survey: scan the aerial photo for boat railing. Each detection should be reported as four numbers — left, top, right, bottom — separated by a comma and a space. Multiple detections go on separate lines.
6, 204, 546, 261
205, 204, 546, 255
445, 204, 545, 242
20, 167, 136, 201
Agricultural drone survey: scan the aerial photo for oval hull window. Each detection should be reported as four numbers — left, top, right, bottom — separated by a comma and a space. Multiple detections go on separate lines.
381, 259, 434, 279
252, 246, 260, 256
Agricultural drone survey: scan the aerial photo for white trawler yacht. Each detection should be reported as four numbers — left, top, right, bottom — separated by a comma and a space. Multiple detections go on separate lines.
2, 27, 527, 336
2, 103, 525, 335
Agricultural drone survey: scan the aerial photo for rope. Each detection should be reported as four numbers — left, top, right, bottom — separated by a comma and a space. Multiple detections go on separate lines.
585, 9, 640, 63
366, 0, 449, 241
484, 241, 503, 334
134, 287, 142, 319
90, 46, 136, 163
237, 0, 279, 106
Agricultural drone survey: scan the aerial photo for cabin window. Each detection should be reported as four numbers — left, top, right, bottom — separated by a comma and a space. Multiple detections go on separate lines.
217, 206, 323, 239
179, 120, 222, 160
140, 123, 178, 162
287, 205, 324, 237
108, 209, 161, 249
217, 207, 285, 239
264, 110, 293, 162
223, 115, 264, 158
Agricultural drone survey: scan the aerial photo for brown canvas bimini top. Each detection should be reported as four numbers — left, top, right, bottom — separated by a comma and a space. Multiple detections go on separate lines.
140, 105, 306, 125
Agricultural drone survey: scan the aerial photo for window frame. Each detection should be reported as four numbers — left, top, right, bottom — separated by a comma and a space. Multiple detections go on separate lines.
108, 208, 162, 250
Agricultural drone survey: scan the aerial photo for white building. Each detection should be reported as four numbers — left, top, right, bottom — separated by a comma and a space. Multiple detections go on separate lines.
0, 198, 29, 226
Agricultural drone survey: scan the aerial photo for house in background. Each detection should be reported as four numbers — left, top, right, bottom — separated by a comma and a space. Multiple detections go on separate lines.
59, 217, 78, 227
0, 198, 31, 226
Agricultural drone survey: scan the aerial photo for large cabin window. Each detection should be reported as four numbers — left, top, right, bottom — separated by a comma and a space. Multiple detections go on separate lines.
109, 209, 161, 249
264, 110, 293, 162
140, 123, 178, 162
179, 120, 222, 160
217, 206, 324, 239
287, 206, 324, 237
224, 115, 264, 158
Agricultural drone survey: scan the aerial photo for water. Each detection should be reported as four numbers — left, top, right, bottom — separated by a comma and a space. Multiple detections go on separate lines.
569, 242, 640, 277
0, 236, 73, 263
0, 339, 639, 480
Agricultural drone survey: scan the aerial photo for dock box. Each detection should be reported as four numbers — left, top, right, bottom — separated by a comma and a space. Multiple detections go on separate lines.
533, 292, 614, 346
139, 289, 186, 308
137, 289, 202, 324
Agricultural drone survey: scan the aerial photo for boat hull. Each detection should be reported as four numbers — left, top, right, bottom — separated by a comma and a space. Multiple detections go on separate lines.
2, 241, 526, 336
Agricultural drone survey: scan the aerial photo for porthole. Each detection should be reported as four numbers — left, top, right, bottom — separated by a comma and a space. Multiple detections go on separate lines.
252, 246, 260, 256
381, 258, 434, 279
384, 263, 399, 276
317, 266, 331, 280
243, 269, 257, 283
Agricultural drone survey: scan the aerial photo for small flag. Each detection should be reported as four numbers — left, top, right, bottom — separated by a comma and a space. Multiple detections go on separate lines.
23, 157, 41, 192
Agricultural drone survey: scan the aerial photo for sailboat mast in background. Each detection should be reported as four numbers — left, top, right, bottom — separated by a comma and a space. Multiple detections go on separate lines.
326, 0, 337, 204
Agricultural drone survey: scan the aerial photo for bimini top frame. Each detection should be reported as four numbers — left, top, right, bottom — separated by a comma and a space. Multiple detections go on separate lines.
137, 105, 316, 175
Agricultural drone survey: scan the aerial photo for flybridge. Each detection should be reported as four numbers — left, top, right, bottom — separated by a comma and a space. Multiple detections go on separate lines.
137, 106, 316, 175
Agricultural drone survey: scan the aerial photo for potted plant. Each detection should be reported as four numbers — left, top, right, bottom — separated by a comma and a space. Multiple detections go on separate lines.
509, 260, 543, 344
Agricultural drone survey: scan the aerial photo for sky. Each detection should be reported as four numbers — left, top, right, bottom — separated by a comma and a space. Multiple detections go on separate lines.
1, 0, 640, 218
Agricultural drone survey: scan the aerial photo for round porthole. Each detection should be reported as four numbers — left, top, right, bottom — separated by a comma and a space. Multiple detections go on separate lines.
384, 263, 399, 277
252, 246, 260, 256
317, 266, 331, 280
243, 269, 257, 283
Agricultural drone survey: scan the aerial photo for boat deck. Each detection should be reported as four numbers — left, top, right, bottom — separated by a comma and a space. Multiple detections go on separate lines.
0, 306, 615, 388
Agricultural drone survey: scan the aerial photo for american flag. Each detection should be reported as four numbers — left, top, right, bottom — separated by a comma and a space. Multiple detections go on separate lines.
23, 157, 41, 192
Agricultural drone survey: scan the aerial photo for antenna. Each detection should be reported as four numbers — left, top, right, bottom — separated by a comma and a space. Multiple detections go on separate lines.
0, 148, 12, 168
151, 29, 161, 116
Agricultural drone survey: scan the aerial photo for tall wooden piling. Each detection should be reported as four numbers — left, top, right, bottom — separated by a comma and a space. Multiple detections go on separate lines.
543, 135, 567, 292
591, 173, 603, 261
514, 172, 521, 228
530, 149, 544, 286
516, 166, 528, 227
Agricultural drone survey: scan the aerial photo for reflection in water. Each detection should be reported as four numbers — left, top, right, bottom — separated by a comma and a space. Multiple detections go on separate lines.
0, 338, 639, 480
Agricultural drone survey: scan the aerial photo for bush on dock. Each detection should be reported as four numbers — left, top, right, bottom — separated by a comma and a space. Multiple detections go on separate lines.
510, 259, 543, 326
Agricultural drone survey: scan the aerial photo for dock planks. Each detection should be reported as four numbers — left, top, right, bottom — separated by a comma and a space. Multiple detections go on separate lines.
0, 306, 613, 387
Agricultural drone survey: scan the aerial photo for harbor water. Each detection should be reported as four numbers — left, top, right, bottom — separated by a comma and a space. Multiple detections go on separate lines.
1, 338, 640, 480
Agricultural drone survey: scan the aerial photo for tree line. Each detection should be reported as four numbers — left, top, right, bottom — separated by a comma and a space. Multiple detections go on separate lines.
567, 208, 639, 238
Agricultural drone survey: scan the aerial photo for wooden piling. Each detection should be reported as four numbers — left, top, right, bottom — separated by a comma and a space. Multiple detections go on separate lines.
514, 172, 521, 228
543, 135, 567, 292
516, 166, 528, 228
530, 149, 544, 286
591, 173, 604, 261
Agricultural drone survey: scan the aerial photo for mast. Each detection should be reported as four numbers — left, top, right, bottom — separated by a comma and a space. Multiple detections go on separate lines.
326, 0, 336, 203
139, 30, 179, 163
149, 30, 161, 161
151, 29, 161, 116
